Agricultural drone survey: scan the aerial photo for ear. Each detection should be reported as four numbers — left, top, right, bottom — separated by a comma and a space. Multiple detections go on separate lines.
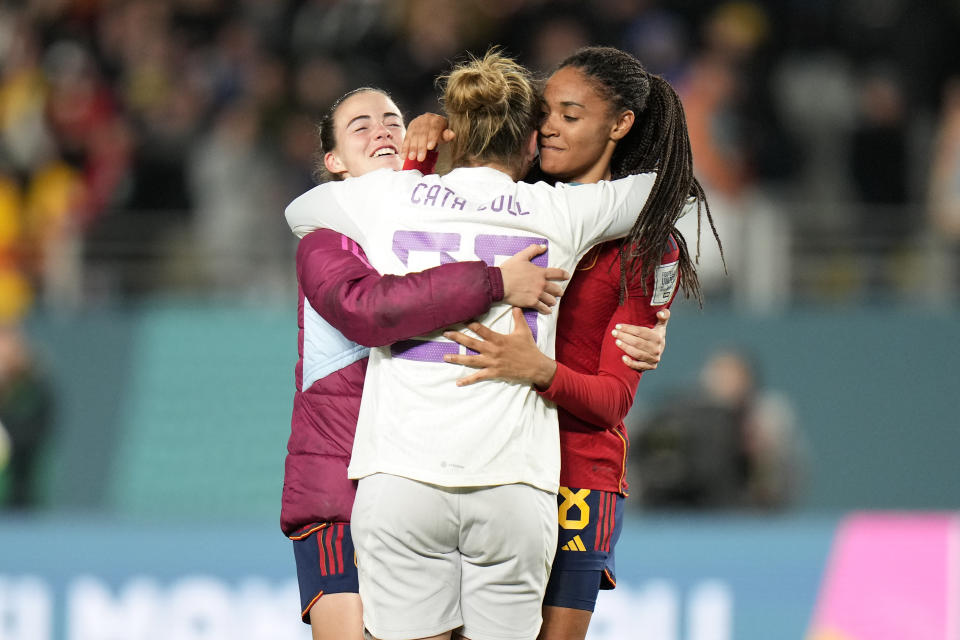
324, 151, 348, 177
610, 109, 635, 142
524, 129, 539, 165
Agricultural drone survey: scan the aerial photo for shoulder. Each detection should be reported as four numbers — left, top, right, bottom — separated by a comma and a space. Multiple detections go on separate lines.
341, 167, 409, 194
515, 179, 581, 213
297, 228, 349, 254
285, 169, 407, 218
583, 241, 622, 270
617, 233, 681, 272
661, 233, 681, 264
296, 229, 349, 270
285, 182, 327, 213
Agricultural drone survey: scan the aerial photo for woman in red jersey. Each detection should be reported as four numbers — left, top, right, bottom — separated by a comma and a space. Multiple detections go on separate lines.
406, 46, 722, 640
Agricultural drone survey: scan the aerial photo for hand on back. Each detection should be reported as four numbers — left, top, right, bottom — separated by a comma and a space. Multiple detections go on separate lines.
500, 244, 569, 314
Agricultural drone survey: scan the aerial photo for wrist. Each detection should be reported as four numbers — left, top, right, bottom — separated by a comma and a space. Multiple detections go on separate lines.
532, 357, 558, 391
487, 266, 504, 301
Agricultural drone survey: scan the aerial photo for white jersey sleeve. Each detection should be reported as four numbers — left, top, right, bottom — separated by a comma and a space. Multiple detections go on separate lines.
284, 168, 397, 242
550, 171, 658, 257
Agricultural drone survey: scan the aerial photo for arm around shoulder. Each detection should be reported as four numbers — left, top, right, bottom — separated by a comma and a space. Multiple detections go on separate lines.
561, 172, 658, 252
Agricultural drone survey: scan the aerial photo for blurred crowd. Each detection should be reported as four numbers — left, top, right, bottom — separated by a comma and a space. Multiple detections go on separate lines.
2, 0, 960, 319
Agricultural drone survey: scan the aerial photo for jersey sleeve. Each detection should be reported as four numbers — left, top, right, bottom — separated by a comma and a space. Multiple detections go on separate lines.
401, 149, 438, 174
298, 228, 504, 347
537, 237, 681, 428
285, 170, 392, 241
558, 172, 657, 256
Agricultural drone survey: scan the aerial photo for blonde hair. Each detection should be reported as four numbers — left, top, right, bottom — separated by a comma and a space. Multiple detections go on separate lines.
440, 48, 539, 171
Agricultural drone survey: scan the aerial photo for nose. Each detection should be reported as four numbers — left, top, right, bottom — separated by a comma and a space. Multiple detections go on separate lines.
539, 113, 558, 138
373, 121, 392, 139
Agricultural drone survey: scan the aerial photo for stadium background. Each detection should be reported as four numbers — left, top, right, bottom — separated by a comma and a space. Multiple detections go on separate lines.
1, 1, 959, 639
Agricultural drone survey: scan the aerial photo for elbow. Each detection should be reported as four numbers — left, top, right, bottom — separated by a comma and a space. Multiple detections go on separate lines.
332, 307, 416, 348
592, 386, 635, 429
336, 320, 392, 348
366, 305, 423, 346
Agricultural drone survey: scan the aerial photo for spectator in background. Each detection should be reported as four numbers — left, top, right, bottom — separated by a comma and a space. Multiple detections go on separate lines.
0, 22, 87, 312
0, 322, 55, 510
673, 1, 792, 311
848, 67, 913, 297
623, 8, 690, 82
927, 76, 960, 302
929, 77, 960, 239
0, 171, 34, 320
849, 68, 909, 219
189, 100, 290, 295
631, 347, 804, 510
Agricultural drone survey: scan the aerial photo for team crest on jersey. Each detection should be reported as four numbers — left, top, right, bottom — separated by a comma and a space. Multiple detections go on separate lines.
652, 260, 679, 305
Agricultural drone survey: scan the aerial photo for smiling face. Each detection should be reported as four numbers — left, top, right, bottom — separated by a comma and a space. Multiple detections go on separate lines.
538, 66, 632, 184
324, 90, 405, 178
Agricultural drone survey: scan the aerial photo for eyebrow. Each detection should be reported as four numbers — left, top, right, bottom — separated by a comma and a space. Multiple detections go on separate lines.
560, 100, 586, 109
346, 112, 403, 128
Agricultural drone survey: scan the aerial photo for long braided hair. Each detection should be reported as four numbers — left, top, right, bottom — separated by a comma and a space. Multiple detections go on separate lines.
554, 47, 723, 304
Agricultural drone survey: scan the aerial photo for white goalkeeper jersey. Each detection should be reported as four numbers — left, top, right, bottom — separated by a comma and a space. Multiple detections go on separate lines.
285, 166, 656, 493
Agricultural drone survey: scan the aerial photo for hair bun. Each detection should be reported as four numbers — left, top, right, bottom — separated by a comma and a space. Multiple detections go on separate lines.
444, 56, 510, 116
440, 48, 537, 167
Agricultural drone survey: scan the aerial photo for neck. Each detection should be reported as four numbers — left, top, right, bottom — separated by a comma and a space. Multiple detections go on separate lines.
459, 157, 521, 180
483, 160, 521, 180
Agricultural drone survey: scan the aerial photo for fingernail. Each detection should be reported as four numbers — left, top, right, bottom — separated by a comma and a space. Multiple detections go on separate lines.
622, 355, 630, 362
443, 354, 452, 362
616, 339, 623, 346
611, 330, 618, 337
615, 324, 622, 329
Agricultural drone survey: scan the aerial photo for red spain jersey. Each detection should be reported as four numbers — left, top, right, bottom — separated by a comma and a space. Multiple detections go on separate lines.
539, 236, 680, 495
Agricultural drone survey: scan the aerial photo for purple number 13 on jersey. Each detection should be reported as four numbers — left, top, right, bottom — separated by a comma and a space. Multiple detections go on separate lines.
390, 231, 548, 362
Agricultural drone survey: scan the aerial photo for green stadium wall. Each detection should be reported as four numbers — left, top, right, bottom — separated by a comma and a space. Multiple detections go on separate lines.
19, 301, 960, 517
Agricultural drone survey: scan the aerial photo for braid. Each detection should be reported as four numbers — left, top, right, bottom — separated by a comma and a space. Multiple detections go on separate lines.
557, 47, 724, 305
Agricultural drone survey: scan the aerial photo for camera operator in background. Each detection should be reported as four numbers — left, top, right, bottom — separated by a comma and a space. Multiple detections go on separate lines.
0, 321, 55, 510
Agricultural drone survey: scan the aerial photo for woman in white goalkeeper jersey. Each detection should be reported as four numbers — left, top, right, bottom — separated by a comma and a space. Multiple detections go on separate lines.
284, 49, 670, 640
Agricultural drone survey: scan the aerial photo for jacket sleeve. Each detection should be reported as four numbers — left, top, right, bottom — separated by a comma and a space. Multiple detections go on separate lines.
297, 228, 503, 347
538, 240, 680, 429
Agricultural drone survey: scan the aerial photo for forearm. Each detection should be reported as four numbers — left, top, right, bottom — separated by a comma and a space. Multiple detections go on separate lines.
538, 363, 637, 428
299, 230, 502, 347
538, 290, 658, 428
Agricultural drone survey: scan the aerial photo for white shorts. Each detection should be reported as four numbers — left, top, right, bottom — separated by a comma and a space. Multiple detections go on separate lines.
351, 473, 558, 640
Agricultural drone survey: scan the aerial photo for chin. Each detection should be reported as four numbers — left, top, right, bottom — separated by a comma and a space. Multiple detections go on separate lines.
372, 157, 402, 171
539, 157, 571, 179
